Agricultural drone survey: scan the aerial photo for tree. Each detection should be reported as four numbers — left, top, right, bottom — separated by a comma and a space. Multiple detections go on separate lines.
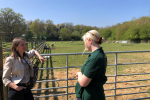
139, 25, 150, 40
46, 20, 59, 40
59, 28, 71, 40
93, 26, 99, 30
26, 20, 32, 30
81, 26, 93, 36
98, 28, 112, 40
74, 25, 80, 32
109, 26, 117, 40
123, 30, 131, 40
25, 31, 33, 41
0, 7, 27, 41
71, 31, 81, 40
64, 22, 74, 33
115, 22, 131, 40
74, 24, 85, 37
126, 26, 140, 40
30, 19, 45, 39
72, 31, 80, 37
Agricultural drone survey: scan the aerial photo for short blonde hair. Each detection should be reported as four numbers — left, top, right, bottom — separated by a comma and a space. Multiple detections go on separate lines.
82, 30, 104, 44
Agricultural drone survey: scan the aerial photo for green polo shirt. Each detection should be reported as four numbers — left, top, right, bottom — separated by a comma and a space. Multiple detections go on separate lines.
75, 47, 107, 100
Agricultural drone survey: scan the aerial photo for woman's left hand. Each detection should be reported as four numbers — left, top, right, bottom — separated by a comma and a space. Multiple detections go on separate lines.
75, 72, 82, 78
39, 56, 46, 63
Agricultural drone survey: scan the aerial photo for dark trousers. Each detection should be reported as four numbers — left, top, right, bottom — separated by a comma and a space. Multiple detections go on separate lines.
8, 84, 34, 100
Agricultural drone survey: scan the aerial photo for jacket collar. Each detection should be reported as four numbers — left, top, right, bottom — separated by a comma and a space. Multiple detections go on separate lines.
18, 57, 33, 68
24, 57, 34, 68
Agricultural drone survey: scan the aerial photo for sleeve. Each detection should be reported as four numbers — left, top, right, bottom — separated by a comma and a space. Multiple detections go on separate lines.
2, 57, 13, 86
83, 59, 100, 79
26, 49, 38, 59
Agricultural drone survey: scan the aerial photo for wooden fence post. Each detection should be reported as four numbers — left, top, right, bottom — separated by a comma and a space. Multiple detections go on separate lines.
31, 41, 33, 49
0, 46, 9, 100
0, 46, 3, 100
35, 41, 36, 47
26, 43, 28, 51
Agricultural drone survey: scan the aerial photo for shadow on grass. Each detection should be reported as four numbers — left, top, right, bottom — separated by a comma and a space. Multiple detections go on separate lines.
35, 49, 45, 100
34, 48, 66, 100
48, 48, 59, 100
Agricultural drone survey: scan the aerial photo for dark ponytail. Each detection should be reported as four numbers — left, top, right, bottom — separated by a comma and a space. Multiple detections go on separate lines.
97, 37, 102, 44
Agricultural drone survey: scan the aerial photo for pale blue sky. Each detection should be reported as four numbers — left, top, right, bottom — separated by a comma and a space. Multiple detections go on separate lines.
0, 0, 150, 27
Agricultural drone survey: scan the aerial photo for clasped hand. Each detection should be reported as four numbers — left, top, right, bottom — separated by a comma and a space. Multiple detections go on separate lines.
75, 72, 82, 78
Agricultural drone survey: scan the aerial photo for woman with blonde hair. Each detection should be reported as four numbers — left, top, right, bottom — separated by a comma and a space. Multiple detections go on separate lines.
3, 37, 45, 100
75, 30, 107, 100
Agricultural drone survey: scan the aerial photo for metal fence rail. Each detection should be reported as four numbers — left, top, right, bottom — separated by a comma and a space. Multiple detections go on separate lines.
31, 50, 150, 100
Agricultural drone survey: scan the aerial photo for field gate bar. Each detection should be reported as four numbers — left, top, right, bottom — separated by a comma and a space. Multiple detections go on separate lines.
30, 50, 150, 100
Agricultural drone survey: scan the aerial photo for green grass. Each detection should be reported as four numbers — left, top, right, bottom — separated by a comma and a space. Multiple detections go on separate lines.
36, 41, 150, 79
3, 41, 150, 75
46, 41, 150, 53
32, 41, 150, 99
44, 41, 150, 68
2, 41, 150, 99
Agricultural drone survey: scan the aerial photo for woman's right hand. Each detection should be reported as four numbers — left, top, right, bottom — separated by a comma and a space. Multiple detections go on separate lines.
8, 82, 26, 91
14, 86, 26, 91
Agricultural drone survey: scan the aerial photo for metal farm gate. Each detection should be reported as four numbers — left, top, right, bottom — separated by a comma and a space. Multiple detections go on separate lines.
31, 51, 150, 100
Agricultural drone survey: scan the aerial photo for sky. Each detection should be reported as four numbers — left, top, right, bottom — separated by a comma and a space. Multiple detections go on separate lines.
0, 0, 150, 27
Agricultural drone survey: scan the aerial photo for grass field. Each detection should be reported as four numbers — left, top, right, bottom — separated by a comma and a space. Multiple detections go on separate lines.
29, 41, 150, 100
2, 41, 150, 100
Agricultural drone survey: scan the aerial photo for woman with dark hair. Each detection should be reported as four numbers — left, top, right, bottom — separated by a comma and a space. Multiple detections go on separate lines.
75, 30, 107, 100
2, 37, 45, 100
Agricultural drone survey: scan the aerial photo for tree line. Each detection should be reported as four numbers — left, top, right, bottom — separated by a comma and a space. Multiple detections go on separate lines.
99, 17, 150, 42
0, 8, 99, 42
0, 7, 150, 42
